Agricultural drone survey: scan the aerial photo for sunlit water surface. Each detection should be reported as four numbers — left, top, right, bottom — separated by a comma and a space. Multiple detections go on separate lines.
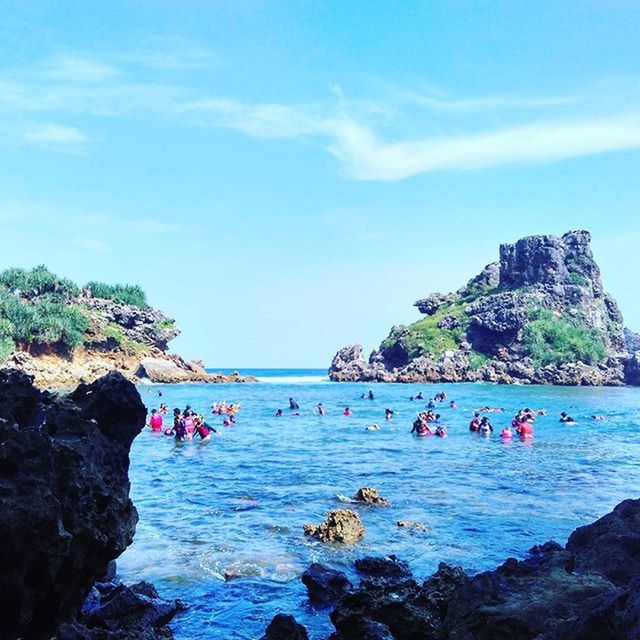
118, 369, 640, 639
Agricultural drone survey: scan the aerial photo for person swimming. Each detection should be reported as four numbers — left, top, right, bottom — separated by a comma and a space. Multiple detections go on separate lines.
289, 398, 300, 410
366, 424, 380, 431
411, 417, 431, 437
435, 425, 448, 438
343, 407, 352, 416
450, 401, 457, 409
592, 415, 606, 421
275, 409, 284, 416
416, 392, 424, 400
385, 408, 394, 420
559, 412, 575, 423
427, 399, 436, 408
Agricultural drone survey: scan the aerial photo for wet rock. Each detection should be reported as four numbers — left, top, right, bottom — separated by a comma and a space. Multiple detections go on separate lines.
355, 556, 412, 582
56, 580, 185, 639
566, 498, 640, 587
353, 487, 389, 505
0, 369, 146, 639
261, 614, 309, 640
304, 509, 365, 544
302, 563, 353, 605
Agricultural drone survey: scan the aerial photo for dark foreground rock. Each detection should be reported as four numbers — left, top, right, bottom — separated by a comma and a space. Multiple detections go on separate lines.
0, 368, 173, 639
265, 499, 640, 639
57, 580, 185, 640
302, 564, 353, 605
260, 614, 309, 640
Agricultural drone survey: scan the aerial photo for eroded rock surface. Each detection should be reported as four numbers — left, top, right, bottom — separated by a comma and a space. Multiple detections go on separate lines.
0, 369, 146, 639
304, 509, 365, 544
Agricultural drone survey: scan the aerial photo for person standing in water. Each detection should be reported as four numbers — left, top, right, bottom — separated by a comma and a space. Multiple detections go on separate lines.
148, 408, 163, 432
317, 403, 325, 415
368, 390, 374, 400
289, 398, 300, 410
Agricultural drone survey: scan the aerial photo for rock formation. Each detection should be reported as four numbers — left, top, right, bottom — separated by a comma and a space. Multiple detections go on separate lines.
0, 368, 180, 639
353, 487, 390, 505
0, 267, 255, 387
264, 499, 640, 639
329, 230, 640, 386
303, 509, 365, 543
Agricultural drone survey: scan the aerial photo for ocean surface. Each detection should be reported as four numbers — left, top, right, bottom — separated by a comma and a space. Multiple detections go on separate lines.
119, 369, 640, 639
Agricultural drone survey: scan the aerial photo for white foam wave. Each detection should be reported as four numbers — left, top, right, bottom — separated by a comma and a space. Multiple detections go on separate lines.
256, 375, 328, 384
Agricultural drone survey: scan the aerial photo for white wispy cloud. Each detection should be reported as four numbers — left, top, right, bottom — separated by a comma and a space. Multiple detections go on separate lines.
23, 122, 90, 154
1, 50, 640, 179
74, 238, 110, 253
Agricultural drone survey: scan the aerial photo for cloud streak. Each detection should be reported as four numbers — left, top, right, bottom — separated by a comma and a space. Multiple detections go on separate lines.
1, 51, 640, 179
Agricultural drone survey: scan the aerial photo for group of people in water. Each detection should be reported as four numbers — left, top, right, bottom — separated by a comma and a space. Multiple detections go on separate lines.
149, 387, 598, 445
148, 401, 243, 442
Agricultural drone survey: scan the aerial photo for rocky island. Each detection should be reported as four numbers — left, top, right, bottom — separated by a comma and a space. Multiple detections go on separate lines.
330, 230, 640, 386
0, 266, 254, 387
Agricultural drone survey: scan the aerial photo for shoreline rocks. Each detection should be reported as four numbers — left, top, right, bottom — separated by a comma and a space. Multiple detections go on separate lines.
0, 368, 181, 639
329, 231, 640, 387
266, 499, 640, 639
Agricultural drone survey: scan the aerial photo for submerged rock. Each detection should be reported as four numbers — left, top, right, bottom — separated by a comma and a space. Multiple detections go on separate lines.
0, 369, 146, 639
304, 509, 365, 543
353, 487, 390, 505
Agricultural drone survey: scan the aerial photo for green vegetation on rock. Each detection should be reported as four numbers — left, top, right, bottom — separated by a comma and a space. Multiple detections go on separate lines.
383, 302, 470, 359
84, 282, 148, 308
522, 308, 607, 367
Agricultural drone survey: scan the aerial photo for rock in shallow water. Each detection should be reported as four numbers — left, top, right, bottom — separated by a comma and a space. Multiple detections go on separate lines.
353, 487, 390, 505
304, 509, 365, 543
302, 564, 353, 605
260, 614, 309, 640
0, 368, 146, 639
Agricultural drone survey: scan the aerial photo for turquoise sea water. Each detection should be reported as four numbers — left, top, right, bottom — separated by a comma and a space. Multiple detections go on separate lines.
119, 370, 640, 639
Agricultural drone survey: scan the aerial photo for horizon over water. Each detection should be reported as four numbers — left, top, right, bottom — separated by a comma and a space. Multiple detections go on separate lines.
121, 372, 640, 639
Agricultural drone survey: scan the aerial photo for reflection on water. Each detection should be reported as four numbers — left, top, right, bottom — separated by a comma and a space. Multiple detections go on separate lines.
120, 379, 640, 639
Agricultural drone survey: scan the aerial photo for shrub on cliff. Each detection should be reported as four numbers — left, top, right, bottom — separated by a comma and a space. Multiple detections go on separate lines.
0, 290, 89, 352
0, 265, 79, 300
85, 281, 148, 308
522, 308, 606, 367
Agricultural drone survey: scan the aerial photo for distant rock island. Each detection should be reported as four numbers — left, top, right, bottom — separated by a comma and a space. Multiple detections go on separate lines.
0, 265, 253, 387
330, 230, 640, 386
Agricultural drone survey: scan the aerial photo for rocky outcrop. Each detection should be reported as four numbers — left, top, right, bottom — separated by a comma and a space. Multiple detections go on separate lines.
329, 230, 640, 386
304, 510, 365, 544
264, 499, 640, 639
0, 369, 151, 639
302, 564, 353, 605
353, 487, 390, 505
56, 580, 185, 640
260, 614, 309, 640
0, 271, 254, 388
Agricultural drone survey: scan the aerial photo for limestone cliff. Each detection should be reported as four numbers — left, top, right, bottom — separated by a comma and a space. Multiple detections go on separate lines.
0, 266, 254, 387
329, 230, 639, 385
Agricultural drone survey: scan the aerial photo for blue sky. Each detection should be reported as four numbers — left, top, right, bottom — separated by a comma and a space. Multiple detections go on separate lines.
1, 1, 639, 368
